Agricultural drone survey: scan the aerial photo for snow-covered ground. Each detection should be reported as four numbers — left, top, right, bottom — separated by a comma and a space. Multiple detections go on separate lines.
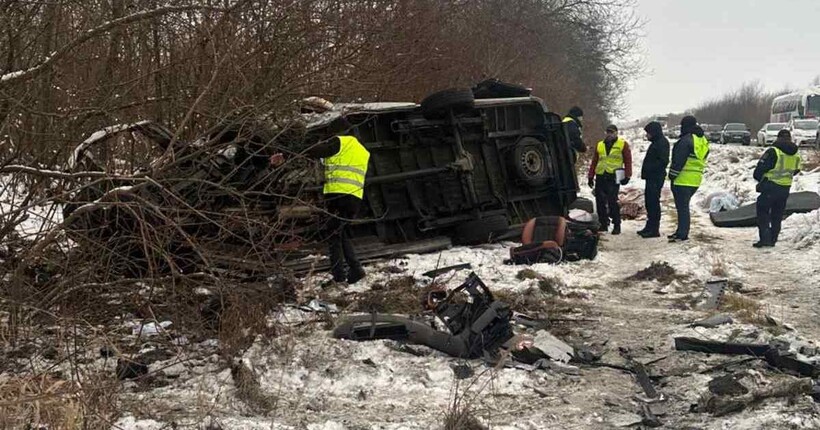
103, 139, 820, 429
3, 138, 820, 429
0, 174, 63, 240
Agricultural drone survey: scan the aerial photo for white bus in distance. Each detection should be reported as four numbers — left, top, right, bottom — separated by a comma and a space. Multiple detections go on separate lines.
770, 87, 820, 123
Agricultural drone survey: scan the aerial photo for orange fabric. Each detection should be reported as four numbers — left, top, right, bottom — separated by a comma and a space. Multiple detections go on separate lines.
522, 218, 536, 245
521, 216, 567, 246
553, 217, 567, 247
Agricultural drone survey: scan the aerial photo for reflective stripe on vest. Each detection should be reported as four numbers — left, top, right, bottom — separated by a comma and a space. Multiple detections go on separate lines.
674, 135, 709, 188
595, 138, 625, 175
563, 116, 583, 140
323, 135, 370, 199
764, 147, 800, 187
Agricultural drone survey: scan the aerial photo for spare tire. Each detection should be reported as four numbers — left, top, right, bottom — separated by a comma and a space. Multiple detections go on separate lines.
421, 88, 475, 120
472, 79, 532, 99
512, 138, 550, 187
453, 215, 510, 246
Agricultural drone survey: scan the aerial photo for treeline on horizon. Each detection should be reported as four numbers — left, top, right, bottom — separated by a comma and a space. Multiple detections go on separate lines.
0, 0, 643, 165
664, 78, 820, 134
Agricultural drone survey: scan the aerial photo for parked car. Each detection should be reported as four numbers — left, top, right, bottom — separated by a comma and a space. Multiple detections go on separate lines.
666, 125, 681, 139
702, 124, 723, 143
787, 118, 819, 148
720, 123, 751, 145
756, 122, 786, 146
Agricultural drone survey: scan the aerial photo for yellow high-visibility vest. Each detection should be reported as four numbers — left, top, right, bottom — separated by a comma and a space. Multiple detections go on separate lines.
764, 147, 800, 187
323, 135, 370, 199
594, 138, 625, 175
674, 135, 709, 188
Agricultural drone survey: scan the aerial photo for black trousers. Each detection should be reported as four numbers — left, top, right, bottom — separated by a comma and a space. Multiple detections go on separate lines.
594, 175, 621, 227
643, 178, 663, 233
325, 193, 362, 280
671, 185, 697, 239
756, 188, 789, 245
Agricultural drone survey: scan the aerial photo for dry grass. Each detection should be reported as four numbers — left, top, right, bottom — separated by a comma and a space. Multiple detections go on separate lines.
441, 374, 491, 430
721, 293, 765, 324
626, 261, 688, 285
230, 361, 277, 414
493, 287, 587, 322
0, 372, 119, 429
350, 275, 437, 314
711, 257, 730, 277
443, 406, 487, 430
214, 286, 288, 358
515, 269, 566, 295
515, 269, 540, 281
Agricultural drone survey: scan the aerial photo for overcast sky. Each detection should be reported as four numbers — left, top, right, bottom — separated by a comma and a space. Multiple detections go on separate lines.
621, 0, 820, 121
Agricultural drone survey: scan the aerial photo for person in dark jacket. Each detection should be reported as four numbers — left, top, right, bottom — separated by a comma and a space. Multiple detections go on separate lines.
588, 124, 632, 235
752, 129, 801, 248
668, 116, 709, 242
563, 106, 587, 161
638, 121, 670, 238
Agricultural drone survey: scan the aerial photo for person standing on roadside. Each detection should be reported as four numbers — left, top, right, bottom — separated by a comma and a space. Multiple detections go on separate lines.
270, 118, 370, 284
637, 121, 670, 238
587, 124, 632, 235
668, 116, 709, 243
752, 129, 801, 248
563, 106, 588, 162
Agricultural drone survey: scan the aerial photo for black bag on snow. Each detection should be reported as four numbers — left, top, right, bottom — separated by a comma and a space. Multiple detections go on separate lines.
509, 241, 563, 265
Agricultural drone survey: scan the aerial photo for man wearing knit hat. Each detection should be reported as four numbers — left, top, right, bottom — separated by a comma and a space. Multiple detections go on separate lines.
752, 129, 801, 248
587, 124, 632, 234
563, 106, 588, 161
668, 115, 709, 242
638, 121, 670, 238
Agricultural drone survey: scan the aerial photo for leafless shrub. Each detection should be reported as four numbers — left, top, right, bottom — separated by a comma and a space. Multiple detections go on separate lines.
230, 361, 278, 414
0, 369, 119, 429
442, 373, 492, 430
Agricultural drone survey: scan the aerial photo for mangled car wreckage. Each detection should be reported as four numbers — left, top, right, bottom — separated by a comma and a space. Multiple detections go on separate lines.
63, 82, 580, 275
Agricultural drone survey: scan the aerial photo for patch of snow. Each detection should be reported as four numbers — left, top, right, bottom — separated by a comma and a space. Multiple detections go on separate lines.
781, 209, 820, 249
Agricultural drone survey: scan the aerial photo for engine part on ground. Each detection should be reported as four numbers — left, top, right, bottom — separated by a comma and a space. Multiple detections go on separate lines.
333, 273, 514, 359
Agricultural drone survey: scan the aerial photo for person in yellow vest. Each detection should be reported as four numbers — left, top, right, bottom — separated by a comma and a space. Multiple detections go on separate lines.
270, 121, 371, 283
667, 116, 709, 243
587, 124, 632, 235
563, 106, 588, 163
752, 129, 801, 248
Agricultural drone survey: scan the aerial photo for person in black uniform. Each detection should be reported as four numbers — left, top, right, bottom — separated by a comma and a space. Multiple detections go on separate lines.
637, 121, 670, 238
752, 129, 801, 248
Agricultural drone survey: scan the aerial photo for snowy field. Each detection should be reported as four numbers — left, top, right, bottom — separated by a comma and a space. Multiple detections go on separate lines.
3, 137, 820, 429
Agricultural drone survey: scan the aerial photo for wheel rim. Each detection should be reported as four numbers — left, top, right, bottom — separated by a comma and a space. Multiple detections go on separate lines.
520, 148, 544, 177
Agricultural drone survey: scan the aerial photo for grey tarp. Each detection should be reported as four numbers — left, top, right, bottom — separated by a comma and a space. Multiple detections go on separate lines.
709, 191, 820, 228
